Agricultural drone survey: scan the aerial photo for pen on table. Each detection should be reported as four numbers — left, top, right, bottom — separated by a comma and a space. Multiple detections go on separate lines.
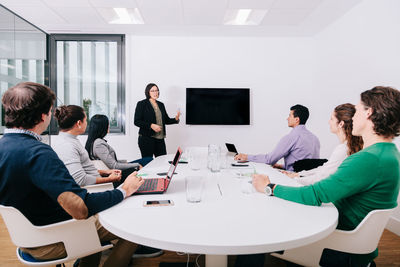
217, 183, 223, 196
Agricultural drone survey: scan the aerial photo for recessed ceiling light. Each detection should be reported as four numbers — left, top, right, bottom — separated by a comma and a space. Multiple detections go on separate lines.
108, 7, 144, 24
236, 9, 251, 25
224, 9, 268, 26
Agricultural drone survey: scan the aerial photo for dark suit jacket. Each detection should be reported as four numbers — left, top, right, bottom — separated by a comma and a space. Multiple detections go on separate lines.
134, 99, 179, 137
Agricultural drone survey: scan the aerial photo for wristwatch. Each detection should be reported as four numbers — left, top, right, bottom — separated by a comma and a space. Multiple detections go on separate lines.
264, 183, 276, 196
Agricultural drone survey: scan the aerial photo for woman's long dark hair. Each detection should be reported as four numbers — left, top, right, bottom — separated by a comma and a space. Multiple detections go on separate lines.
334, 103, 363, 155
85, 114, 109, 160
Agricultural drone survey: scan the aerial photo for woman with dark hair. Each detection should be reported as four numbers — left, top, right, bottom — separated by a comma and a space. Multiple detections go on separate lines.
85, 114, 153, 170
53, 105, 121, 186
134, 83, 180, 158
282, 103, 363, 185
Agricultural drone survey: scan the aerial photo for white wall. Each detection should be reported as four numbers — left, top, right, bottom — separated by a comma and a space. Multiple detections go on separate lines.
122, 36, 321, 159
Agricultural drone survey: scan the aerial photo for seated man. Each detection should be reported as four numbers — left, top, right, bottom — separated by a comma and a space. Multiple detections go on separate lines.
0, 82, 145, 267
252, 86, 400, 266
235, 104, 320, 171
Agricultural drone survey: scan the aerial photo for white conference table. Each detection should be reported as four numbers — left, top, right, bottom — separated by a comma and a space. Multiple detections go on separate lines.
99, 153, 338, 267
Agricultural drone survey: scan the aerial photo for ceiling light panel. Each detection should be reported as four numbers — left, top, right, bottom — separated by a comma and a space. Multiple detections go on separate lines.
114, 7, 132, 23
236, 9, 251, 25
224, 9, 267, 25
97, 7, 144, 24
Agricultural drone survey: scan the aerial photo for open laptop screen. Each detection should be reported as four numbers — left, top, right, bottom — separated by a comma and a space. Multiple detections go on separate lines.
167, 147, 182, 178
226, 143, 238, 154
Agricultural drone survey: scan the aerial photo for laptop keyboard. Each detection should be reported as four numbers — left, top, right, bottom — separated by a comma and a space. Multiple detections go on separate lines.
138, 179, 158, 191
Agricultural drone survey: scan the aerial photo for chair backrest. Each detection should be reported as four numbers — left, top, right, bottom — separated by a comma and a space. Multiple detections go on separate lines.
91, 160, 109, 170
271, 207, 396, 266
293, 158, 328, 172
327, 207, 396, 253
0, 204, 97, 248
84, 183, 114, 193
0, 204, 49, 247
0, 204, 111, 265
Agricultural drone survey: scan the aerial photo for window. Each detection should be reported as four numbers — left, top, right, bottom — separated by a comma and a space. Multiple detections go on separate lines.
49, 34, 125, 133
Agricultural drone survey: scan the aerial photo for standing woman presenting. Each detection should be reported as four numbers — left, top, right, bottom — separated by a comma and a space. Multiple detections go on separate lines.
134, 83, 180, 157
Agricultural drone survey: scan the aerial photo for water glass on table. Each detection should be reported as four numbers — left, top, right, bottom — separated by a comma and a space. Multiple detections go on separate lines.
185, 176, 204, 203
188, 148, 201, 171
207, 144, 221, 172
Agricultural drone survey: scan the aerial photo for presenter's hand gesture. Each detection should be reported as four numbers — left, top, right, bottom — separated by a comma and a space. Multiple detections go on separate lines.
123, 172, 145, 196
175, 111, 181, 121
151, 123, 162, 132
234, 153, 248, 161
252, 174, 270, 193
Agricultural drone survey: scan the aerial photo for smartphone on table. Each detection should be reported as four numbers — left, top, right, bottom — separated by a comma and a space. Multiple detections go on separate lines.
231, 163, 249, 167
143, 200, 174, 207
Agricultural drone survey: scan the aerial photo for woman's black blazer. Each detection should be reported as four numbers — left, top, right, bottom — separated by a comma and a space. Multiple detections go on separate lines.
134, 99, 178, 137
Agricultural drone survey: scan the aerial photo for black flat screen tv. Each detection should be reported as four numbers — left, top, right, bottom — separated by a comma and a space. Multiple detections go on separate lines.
186, 88, 250, 125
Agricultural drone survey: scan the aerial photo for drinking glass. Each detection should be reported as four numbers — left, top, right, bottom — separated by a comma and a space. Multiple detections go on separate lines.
188, 148, 201, 171
208, 144, 221, 172
185, 176, 204, 203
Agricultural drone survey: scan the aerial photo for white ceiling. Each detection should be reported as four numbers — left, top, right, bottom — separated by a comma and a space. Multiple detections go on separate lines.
0, 0, 362, 36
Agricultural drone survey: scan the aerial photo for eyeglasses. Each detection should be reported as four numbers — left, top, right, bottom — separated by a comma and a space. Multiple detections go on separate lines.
150, 90, 159, 93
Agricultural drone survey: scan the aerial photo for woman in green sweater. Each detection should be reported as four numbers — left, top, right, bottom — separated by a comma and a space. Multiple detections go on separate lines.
252, 86, 400, 267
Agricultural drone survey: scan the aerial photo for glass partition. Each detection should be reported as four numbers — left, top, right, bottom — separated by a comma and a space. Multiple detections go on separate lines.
0, 5, 47, 134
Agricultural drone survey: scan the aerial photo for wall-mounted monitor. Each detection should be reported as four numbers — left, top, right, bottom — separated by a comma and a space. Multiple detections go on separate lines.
186, 88, 250, 125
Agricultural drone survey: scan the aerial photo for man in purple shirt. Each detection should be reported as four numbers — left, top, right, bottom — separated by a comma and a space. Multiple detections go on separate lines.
235, 104, 320, 171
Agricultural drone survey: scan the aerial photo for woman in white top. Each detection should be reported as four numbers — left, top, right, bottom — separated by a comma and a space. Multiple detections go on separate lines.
282, 103, 363, 185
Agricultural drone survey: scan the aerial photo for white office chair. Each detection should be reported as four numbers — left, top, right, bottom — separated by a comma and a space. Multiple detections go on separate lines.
83, 160, 114, 193
84, 183, 114, 193
271, 208, 395, 267
0, 205, 113, 266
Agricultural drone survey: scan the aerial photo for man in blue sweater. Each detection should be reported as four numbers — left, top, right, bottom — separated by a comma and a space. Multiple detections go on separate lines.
0, 82, 144, 267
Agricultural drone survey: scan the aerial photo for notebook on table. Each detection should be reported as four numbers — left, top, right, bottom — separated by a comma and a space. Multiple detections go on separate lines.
134, 147, 182, 195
